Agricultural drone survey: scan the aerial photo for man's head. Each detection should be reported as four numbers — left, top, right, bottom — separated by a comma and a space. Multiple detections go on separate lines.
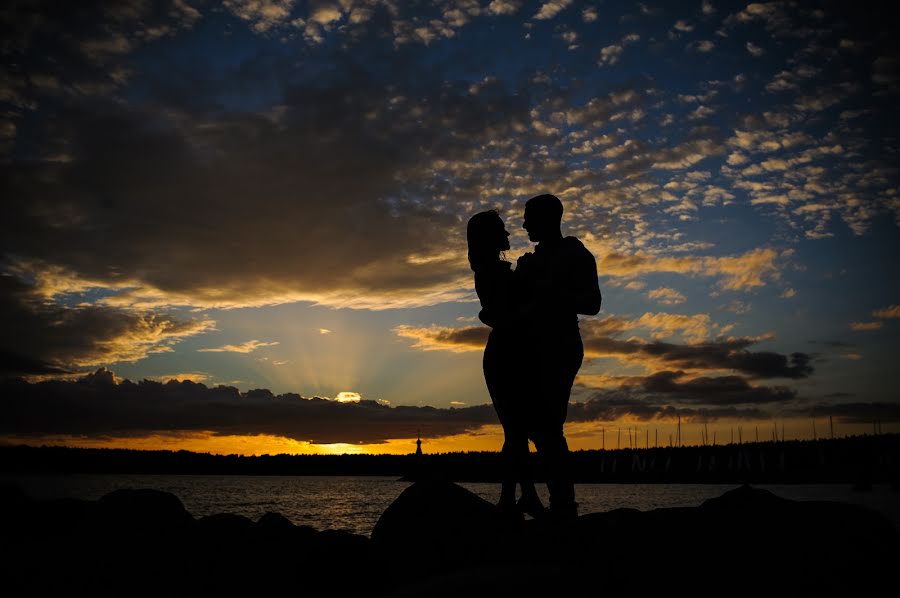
523, 193, 563, 242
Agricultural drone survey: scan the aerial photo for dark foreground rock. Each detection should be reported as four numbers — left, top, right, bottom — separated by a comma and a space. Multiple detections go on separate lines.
372, 479, 899, 596
1, 480, 896, 597
0, 484, 377, 597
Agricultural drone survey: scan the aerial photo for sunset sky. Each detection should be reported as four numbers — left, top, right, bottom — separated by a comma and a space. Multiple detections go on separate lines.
2, 0, 899, 455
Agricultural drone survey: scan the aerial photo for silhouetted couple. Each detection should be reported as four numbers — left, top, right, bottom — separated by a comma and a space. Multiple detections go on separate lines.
468, 194, 602, 522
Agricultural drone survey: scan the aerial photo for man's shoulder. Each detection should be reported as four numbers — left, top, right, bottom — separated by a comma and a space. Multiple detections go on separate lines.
562, 236, 595, 259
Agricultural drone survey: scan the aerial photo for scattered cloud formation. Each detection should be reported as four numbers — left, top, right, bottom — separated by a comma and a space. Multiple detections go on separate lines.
597, 247, 784, 291
647, 287, 687, 305
198, 340, 280, 353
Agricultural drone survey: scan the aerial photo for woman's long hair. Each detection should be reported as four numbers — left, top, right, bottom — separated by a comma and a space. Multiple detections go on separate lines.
467, 210, 504, 272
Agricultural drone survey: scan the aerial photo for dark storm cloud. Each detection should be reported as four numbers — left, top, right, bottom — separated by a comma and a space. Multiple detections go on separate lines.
638, 370, 796, 404
2, 90, 466, 306
0, 368, 499, 443
0, 273, 213, 377
579, 324, 814, 380
0, 4, 548, 309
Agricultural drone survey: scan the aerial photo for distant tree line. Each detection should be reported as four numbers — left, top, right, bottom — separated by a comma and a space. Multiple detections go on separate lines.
1, 433, 898, 485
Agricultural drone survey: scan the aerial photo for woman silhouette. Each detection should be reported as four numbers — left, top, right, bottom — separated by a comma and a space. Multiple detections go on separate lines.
467, 210, 545, 519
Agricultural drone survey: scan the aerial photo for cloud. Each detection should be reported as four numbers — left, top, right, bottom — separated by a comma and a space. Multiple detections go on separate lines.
0, 0, 201, 118
2, 39, 544, 311
393, 324, 489, 352
598, 34, 640, 66
637, 370, 795, 404
223, 0, 297, 32
568, 369, 864, 424
155, 372, 212, 383
596, 247, 782, 291
487, 1, 523, 16
687, 40, 715, 53
629, 312, 715, 344
0, 364, 851, 446
723, 2, 794, 35
578, 319, 812, 379
0, 274, 215, 378
849, 321, 883, 332
533, 1, 572, 21
647, 287, 686, 305
197, 340, 280, 353
872, 304, 900, 319
395, 316, 813, 380
0, 368, 499, 444
746, 41, 765, 56
720, 300, 752, 315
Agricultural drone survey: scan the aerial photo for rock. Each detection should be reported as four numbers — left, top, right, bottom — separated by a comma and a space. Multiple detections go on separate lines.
256, 511, 294, 532
196, 512, 255, 534
372, 480, 900, 595
699, 482, 790, 510
372, 477, 508, 555
4, 481, 897, 597
97, 488, 193, 532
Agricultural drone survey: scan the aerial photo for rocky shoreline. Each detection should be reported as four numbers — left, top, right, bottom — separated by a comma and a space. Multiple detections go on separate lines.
1, 479, 896, 596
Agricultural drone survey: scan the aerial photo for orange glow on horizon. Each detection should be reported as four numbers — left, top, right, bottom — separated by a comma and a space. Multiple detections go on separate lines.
2, 419, 893, 456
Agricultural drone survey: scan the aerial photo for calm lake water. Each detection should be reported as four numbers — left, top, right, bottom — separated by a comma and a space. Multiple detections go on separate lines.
3, 474, 897, 537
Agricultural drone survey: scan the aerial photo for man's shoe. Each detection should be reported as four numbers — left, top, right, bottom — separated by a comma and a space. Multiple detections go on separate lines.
517, 494, 547, 519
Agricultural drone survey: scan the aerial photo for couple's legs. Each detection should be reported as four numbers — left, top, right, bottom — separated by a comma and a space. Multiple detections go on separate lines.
499, 425, 539, 507
484, 331, 539, 508
532, 421, 575, 509
530, 332, 583, 513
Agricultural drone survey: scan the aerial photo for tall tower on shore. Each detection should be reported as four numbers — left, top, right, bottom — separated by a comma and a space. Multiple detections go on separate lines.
416, 430, 422, 456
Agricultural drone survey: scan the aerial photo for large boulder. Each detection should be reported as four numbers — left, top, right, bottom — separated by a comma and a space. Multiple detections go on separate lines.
372, 477, 513, 557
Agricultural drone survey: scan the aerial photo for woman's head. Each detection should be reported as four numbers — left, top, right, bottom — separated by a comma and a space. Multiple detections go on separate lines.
467, 210, 510, 271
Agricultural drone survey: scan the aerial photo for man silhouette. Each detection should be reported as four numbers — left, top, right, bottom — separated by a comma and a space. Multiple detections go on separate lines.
516, 193, 602, 520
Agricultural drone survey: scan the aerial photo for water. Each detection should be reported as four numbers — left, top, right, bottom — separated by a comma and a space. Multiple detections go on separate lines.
2, 474, 897, 537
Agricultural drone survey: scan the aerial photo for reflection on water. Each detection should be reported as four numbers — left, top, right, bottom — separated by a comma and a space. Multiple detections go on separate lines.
2, 474, 896, 537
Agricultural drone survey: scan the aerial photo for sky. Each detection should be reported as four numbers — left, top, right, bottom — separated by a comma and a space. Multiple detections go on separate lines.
2, 0, 899, 455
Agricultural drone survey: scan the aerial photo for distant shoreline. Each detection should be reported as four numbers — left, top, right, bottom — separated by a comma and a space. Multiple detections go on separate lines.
2, 434, 898, 485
